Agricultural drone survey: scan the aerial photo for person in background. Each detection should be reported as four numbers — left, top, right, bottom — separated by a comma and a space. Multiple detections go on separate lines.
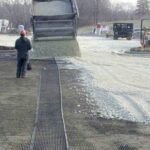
18, 25, 25, 32
15, 30, 32, 78
18, 24, 28, 35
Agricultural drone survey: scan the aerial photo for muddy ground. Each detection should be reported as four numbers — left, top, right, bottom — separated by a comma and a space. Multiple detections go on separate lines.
0, 58, 150, 150
60, 67, 150, 150
0, 59, 42, 149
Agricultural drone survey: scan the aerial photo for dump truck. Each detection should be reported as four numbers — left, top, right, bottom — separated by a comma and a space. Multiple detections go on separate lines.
31, 0, 79, 40
140, 19, 150, 48
113, 23, 133, 40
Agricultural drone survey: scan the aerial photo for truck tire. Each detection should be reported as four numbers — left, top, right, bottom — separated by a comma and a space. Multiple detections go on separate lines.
127, 36, 132, 40
114, 36, 118, 40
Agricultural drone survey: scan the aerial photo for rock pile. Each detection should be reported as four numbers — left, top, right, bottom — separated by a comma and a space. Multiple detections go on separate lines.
33, 1, 72, 16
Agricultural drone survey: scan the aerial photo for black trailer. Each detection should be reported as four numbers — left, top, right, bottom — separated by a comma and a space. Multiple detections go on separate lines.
113, 23, 133, 40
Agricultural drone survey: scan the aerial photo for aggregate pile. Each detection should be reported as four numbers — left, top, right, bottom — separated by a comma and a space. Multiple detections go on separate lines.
33, 1, 73, 16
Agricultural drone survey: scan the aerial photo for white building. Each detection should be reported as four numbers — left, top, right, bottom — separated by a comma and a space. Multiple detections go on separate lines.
0, 19, 9, 33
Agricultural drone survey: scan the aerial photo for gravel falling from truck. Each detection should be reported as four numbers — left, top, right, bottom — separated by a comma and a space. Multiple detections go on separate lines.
31, 39, 81, 58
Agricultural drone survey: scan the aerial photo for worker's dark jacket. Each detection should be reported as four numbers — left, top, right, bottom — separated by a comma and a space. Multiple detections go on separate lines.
15, 37, 31, 59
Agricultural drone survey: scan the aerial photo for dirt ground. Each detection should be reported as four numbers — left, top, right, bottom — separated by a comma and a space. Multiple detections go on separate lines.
60, 68, 150, 150
0, 59, 42, 149
0, 57, 150, 150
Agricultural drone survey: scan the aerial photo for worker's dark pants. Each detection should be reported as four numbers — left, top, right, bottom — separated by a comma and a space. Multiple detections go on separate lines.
16, 57, 28, 78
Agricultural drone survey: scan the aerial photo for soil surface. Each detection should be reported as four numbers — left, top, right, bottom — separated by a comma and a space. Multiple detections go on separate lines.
59, 64, 150, 150
0, 58, 150, 150
0, 59, 43, 149
1, 35, 150, 150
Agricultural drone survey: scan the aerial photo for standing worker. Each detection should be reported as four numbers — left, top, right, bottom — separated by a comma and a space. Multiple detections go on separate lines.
15, 30, 32, 78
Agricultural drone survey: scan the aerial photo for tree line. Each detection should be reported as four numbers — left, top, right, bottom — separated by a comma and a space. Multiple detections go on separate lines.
0, 0, 31, 28
76, 0, 135, 26
0, 0, 149, 29
136, 0, 150, 17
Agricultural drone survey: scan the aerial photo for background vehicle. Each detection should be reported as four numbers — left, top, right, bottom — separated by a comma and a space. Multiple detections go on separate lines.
113, 23, 133, 40
132, 28, 144, 39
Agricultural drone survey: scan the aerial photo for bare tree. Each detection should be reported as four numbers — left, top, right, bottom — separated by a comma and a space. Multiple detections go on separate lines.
76, 0, 112, 26
0, 0, 136, 29
0, 0, 31, 29
136, 0, 150, 17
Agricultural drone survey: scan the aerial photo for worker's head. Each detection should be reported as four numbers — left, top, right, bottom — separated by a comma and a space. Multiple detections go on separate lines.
20, 30, 26, 37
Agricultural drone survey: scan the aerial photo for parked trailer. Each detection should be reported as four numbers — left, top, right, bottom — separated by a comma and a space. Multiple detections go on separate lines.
113, 23, 133, 40
31, 0, 79, 40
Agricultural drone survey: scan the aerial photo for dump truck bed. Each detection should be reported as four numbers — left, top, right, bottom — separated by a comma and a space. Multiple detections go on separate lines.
32, 0, 78, 40
33, 0, 73, 16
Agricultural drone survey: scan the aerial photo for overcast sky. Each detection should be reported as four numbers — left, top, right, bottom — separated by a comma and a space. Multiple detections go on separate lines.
0, 0, 137, 6
111, 0, 137, 6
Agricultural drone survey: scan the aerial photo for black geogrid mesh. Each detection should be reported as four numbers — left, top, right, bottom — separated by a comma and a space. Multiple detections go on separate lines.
1, 59, 67, 150
31, 59, 67, 150
0, 50, 16, 59
0, 56, 140, 150
117, 144, 137, 150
